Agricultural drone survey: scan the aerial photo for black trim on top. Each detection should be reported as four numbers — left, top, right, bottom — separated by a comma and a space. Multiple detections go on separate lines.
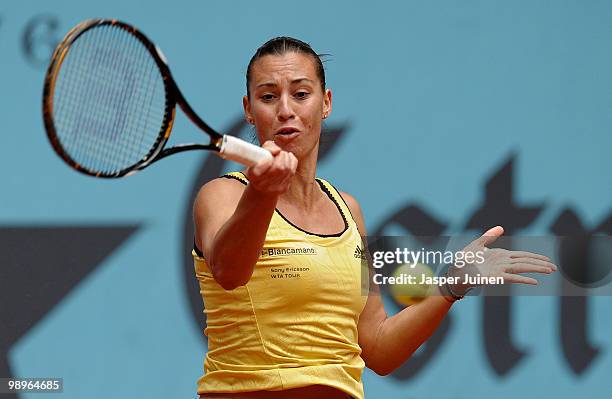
213, 172, 349, 238
330, 182, 355, 221
220, 173, 248, 185
194, 239, 204, 257
273, 178, 349, 238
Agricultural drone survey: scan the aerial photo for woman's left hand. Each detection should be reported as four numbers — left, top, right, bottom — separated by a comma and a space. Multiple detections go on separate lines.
445, 226, 558, 297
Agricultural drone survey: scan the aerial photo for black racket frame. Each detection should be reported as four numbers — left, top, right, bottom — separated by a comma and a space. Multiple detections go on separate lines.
43, 19, 225, 178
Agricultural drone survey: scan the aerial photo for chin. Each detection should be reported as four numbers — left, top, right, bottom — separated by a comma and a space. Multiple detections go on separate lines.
268, 132, 320, 159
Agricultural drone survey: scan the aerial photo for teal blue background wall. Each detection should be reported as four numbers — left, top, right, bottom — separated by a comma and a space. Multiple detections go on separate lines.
1, 1, 611, 398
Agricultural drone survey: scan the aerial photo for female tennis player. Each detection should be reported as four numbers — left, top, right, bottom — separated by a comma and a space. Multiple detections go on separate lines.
192, 37, 556, 399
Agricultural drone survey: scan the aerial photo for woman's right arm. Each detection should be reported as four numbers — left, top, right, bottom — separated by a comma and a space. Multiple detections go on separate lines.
193, 141, 297, 290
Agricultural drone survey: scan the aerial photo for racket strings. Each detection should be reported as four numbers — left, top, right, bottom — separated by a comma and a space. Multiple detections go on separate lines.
69, 33, 118, 171
51, 24, 167, 175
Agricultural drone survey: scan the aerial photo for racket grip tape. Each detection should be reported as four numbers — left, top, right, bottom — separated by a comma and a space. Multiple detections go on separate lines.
219, 135, 273, 166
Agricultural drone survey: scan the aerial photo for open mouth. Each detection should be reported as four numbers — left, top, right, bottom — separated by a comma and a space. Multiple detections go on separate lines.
275, 127, 300, 136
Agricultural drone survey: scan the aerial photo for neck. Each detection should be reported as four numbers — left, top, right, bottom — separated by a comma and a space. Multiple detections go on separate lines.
278, 147, 320, 210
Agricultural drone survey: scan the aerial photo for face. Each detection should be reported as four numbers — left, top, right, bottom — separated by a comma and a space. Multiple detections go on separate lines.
243, 52, 332, 158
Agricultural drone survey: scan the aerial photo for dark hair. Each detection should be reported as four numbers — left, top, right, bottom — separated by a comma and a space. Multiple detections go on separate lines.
246, 36, 326, 98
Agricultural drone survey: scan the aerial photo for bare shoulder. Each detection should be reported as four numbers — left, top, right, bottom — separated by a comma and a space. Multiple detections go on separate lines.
195, 175, 246, 207
338, 191, 359, 210
193, 176, 247, 228
338, 191, 362, 216
193, 176, 248, 255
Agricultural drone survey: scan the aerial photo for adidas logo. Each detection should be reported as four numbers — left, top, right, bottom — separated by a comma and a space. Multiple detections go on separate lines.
354, 245, 367, 260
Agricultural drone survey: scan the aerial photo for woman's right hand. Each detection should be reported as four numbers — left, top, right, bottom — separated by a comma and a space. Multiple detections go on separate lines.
246, 140, 298, 194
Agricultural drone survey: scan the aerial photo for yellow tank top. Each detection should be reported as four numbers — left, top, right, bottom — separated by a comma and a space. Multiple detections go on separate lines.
193, 172, 369, 399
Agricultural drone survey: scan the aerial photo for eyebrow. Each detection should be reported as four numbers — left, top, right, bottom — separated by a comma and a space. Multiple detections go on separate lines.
255, 78, 315, 89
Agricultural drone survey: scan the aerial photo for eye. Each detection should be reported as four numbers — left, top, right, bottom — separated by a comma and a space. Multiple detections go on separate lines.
294, 91, 310, 100
260, 93, 275, 101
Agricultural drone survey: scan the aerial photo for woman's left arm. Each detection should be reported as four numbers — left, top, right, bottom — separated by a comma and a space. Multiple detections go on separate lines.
341, 193, 556, 376
341, 192, 453, 376
358, 286, 453, 376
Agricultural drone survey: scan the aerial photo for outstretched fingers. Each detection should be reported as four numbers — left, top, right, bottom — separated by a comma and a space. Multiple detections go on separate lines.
508, 251, 551, 262
509, 257, 557, 271
505, 262, 554, 275
502, 272, 539, 285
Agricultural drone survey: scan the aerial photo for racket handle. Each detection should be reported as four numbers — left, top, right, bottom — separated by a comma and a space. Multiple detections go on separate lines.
219, 135, 273, 166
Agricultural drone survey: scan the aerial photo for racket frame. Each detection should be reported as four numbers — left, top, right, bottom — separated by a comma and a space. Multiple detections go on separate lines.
43, 19, 225, 178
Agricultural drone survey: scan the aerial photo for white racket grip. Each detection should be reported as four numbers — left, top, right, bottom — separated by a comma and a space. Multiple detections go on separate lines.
219, 135, 273, 166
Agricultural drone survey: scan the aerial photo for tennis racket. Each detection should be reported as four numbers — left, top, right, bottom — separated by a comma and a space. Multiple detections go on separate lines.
42, 19, 272, 178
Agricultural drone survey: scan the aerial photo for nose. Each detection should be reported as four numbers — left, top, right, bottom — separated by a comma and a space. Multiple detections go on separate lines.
277, 94, 295, 121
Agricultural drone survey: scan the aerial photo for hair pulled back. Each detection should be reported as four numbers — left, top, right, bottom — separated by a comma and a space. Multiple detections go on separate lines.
246, 37, 326, 97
